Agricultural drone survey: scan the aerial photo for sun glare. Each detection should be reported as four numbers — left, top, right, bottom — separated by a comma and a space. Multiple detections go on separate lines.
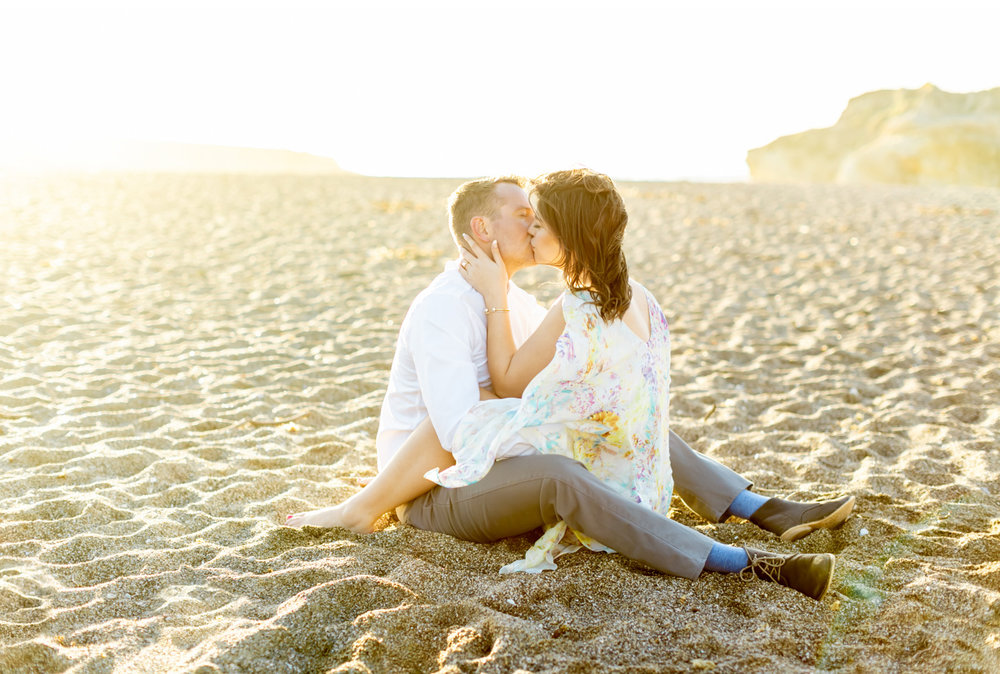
1, 0, 997, 179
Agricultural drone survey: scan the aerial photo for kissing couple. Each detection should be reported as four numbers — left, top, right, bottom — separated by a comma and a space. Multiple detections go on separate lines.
288, 168, 854, 601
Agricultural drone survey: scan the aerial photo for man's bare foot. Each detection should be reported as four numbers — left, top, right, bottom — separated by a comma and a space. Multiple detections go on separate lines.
284, 503, 377, 534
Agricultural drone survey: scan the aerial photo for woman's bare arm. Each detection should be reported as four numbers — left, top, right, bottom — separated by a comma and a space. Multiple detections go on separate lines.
459, 237, 566, 398
484, 297, 564, 398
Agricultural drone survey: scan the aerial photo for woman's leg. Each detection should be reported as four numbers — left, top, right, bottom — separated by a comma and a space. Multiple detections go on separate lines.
286, 416, 454, 533
402, 453, 714, 578
670, 430, 855, 542
403, 454, 835, 599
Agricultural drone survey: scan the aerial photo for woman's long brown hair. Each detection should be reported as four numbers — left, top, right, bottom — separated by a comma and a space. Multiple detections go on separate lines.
531, 168, 631, 322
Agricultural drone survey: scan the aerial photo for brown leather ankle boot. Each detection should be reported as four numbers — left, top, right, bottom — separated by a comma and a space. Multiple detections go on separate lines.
740, 547, 836, 600
749, 495, 855, 541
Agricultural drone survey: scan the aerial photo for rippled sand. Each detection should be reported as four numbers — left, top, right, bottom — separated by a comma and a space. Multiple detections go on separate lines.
1, 174, 998, 672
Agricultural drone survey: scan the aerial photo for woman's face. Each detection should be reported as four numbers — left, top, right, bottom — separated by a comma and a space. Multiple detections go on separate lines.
528, 196, 564, 267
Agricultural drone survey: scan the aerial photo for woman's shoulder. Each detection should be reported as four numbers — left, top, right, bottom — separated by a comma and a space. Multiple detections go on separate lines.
562, 290, 605, 324
628, 278, 669, 327
628, 277, 652, 297
563, 283, 652, 322
628, 278, 662, 307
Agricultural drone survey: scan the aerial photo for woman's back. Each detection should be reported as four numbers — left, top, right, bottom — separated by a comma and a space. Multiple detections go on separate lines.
433, 280, 672, 515
541, 281, 671, 512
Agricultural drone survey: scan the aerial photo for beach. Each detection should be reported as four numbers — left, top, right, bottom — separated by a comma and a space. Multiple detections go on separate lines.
1, 173, 998, 673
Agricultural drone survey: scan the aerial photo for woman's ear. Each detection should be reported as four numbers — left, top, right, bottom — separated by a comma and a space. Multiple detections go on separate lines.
470, 216, 490, 242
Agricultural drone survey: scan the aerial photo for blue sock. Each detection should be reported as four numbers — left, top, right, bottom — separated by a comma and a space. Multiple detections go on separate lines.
704, 543, 749, 574
727, 488, 769, 519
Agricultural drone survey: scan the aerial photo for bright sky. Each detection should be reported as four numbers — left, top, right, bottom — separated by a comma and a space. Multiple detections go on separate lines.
1, 0, 997, 180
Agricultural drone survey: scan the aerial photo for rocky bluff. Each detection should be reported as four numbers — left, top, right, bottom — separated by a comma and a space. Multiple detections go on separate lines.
747, 84, 1000, 187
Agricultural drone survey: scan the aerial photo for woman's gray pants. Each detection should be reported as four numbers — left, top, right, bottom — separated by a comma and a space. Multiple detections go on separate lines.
399, 430, 751, 580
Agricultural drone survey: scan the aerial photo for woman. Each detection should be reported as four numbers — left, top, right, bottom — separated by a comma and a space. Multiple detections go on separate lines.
425, 168, 674, 572
289, 169, 836, 600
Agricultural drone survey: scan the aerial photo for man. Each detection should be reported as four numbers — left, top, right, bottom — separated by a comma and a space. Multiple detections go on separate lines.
294, 175, 853, 598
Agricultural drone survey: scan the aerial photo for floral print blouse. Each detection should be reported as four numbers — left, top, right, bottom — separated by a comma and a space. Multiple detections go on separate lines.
425, 282, 673, 573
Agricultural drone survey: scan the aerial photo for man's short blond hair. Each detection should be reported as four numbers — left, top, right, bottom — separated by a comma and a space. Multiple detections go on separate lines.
447, 175, 527, 247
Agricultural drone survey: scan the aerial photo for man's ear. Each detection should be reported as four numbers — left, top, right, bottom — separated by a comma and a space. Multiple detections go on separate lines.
469, 216, 490, 242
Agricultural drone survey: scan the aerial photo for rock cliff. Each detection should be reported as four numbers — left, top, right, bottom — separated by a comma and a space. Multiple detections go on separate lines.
747, 84, 1000, 187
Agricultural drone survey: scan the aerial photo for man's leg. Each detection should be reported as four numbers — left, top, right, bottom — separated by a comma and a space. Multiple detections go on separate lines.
401, 453, 715, 579
669, 430, 855, 540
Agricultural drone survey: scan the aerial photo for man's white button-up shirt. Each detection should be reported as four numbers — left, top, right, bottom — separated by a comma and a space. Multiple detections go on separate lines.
375, 260, 548, 470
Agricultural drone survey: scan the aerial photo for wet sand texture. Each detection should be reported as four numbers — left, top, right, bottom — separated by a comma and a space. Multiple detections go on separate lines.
1, 174, 998, 672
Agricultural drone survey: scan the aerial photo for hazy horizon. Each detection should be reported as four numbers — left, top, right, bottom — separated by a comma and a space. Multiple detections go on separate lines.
0, 137, 755, 182
2, 0, 998, 181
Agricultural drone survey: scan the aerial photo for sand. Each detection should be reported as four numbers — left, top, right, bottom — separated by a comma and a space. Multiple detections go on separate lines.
1, 173, 998, 673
